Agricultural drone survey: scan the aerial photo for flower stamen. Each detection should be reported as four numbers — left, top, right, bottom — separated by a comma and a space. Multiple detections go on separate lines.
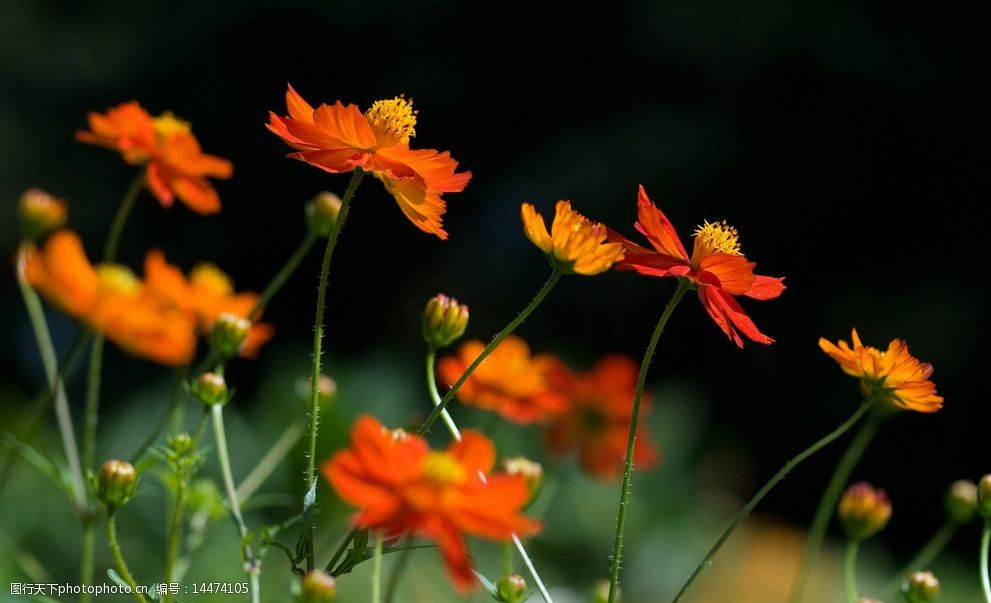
365, 95, 417, 146
694, 220, 742, 256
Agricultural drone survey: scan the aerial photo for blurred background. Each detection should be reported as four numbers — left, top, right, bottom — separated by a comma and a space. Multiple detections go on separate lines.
1, 0, 987, 601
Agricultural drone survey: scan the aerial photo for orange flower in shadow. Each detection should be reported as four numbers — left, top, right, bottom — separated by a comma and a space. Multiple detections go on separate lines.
819, 328, 943, 413
77, 102, 233, 214
267, 85, 471, 239
323, 415, 540, 592
521, 201, 624, 275
144, 251, 274, 358
21, 230, 195, 365
545, 355, 659, 480
608, 185, 785, 347
436, 335, 567, 424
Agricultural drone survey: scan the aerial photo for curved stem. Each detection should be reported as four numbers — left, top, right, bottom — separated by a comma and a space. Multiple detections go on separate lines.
250, 231, 319, 318
881, 521, 956, 598
102, 173, 145, 262
417, 268, 562, 436
608, 280, 689, 603
304, 168, 364, 571
844, 540, 860, 603
787, 410, 883, 603
211, 404, 260, 603
372, 530, 384, 603
107, 512, 149, 603
425, 349, 461, 439
981, 520, 991, 603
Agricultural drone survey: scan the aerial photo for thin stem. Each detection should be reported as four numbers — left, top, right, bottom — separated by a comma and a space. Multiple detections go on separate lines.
417, 269, 563, 436
609, 280, 690, 603
425, 348, 461, 439
503, 540, 513, 577
372, 530, 384, 603
881, 521, 956, 598
107, 512, 149, 603
82, 334, 105, 475
164, 410, 208, 603
211, 403, 260, 603
981, 520, 991, 603
236, 422, 305, 502
787, 410, 883, 603
383, 538, 412, 603
671, 399, 876, 602
250, 231, 319, 318
844, 540, 860, 603
130, 366, 189, 464
102, 173, 145, 262
80, 525, 95, 603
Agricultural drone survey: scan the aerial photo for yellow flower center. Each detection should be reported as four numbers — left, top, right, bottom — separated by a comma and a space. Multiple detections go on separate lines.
190, 263, 234, 297
364, 96, 417, 146
153, 112, 192, 139
420, 451, 466, 485
693, 220, 742, 256
96, 264, 141, 295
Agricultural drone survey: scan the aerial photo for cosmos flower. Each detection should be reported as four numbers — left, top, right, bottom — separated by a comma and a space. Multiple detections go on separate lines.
819, 328, 943, 413
520, 200, 624, 275
266, 85, 471, 239
77, 102, 233, 214
608, 185, 785, 347
323, 416, 540, 592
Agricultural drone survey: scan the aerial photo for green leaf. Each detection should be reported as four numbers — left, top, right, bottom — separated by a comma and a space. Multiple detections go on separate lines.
107, 568, 128, 588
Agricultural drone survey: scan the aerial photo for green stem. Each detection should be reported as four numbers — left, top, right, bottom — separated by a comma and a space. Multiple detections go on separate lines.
102, 173, 145, 262
425, 348, 461, 439
130, 366, 189, 464
881, 521, 956, 598
609, 280, 689, 603
107, 512, 149, 603
211, 403, 260, 603
503, 540, 513, 577
372, 530, 384, 603
81, 524, 95, 603
164, 411, 208, 603
250, 231, 319, 318
671, 398, 876, 602
304, 168, 364, 571
417, 268, 563, 436
82, 334, 104, 476
236, 422, 305, 502
383, 537, 412, 603
787, 410, 883, 603
844, 540, 860, 603
981, 520, 991, 603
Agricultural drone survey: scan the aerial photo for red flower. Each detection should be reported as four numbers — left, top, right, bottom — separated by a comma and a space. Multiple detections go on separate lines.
323, 416, 540, 592
609, 186, 785, 346
546, 355, 659, 480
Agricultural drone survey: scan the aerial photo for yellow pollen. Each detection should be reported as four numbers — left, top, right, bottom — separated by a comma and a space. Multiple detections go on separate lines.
96, 264, 141, 295
365, 96, 417, 145
694, 220, 742, 256
152, 112, 192, 138
420, 452, 466, 484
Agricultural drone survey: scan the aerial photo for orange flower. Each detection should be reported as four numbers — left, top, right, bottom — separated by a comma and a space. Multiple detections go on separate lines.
545, 355, 659, 480
143, 251, 274, 358
819, 328, 943, 413
323, 416, 540, 592
266, 85, 471, 239
77, 102, 233, 214
21, 230, 196, 365
436, 335, 567, 424
521, 201, 624, 275
608, 185, 785, 347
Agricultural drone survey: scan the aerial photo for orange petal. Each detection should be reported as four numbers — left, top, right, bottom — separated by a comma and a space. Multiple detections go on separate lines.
697, 253, 757, 295
634, 185, 689, 260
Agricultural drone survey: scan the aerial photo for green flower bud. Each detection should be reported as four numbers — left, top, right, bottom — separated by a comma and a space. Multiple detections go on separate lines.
946, 480, 978, 524
903, 570, 939, 603
306, 192, 343, 237
839, 482, 892, 541
19, 188, 67, 241
299, 570, 336, 603
97, 459, 137, 509
191, 372, 229, 406
502, 456, 544, 508
422, 294, 469, 349
496, 574, 526, 603
168, 432, 193, 456
210, 312, 251, 357
978, 475, 991, 519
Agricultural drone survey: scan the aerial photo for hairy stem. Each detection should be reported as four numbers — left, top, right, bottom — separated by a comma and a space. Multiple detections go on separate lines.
107, 512, 149, 603
102, 173, 145, 262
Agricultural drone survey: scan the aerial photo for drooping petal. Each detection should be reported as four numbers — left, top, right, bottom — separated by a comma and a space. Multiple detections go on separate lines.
699, 286, 774, 347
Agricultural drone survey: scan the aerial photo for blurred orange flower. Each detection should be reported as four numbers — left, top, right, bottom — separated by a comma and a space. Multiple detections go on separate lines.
267, 85, 471, 239
521, 201, 624, 275
323, 415, 540, 592
437, 335, 567, 424
609, 185, 785, 347
21, 230, 196, 365
545, 355, 659, 480
77, 102, 233, 214
819, 328, 943, 413
144, 251, 273, 358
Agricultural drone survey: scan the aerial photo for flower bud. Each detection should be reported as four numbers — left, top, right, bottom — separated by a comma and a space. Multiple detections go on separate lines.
299, 570, 336, 603
978, 474, 991, 519
191, 372, 229, 406
306, 192, 343, 237
946, 480, 978, 524
496, 574, 526, 603
19, 188, 67, 241
502, 456, 544, 507
839, 482, 892, 541
590, 579, 616, 603
168, 432, 193, 456
422, 294, 469, 349
210, 312, 251, 357
97, 459, 137, 509
903, 570, 939, 603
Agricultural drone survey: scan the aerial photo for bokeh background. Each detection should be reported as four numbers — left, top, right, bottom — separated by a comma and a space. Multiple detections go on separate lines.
1, 1, 987, 601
